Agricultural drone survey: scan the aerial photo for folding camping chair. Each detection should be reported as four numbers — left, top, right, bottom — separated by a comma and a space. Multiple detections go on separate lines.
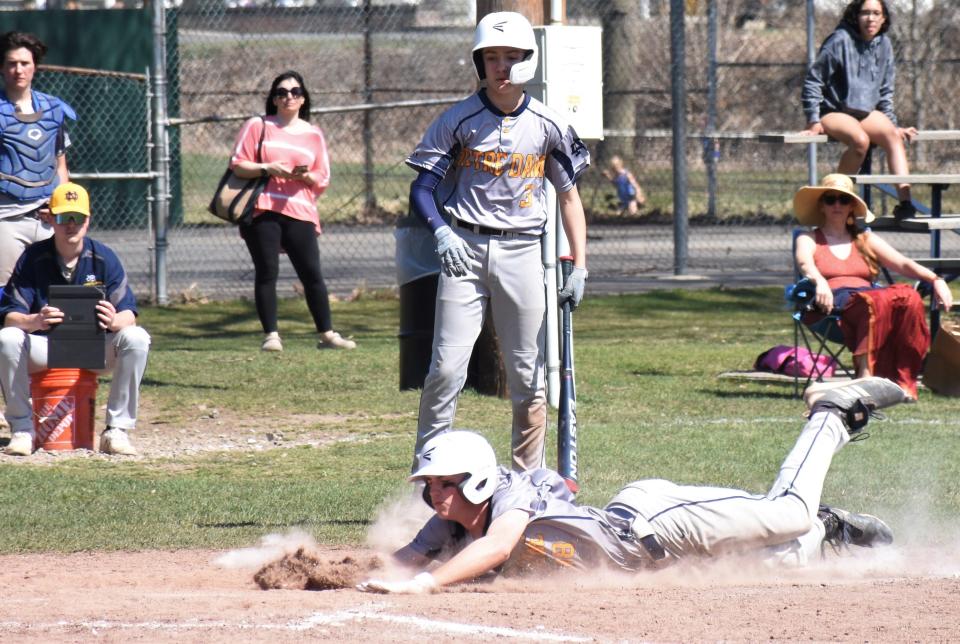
785, 277, 855, 397
786, 227, 859, 397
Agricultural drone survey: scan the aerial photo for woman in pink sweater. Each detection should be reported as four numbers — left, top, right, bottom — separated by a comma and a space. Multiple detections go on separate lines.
230, 70, 355, 352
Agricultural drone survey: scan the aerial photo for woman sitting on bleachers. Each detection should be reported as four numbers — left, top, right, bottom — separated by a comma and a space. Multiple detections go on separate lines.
793, 174, 953, 399
800, 0, 918, 219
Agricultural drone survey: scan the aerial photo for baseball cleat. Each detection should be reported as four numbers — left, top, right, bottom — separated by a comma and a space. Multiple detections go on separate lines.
818, 504, 893, 549
4, 431, 34, 456
803, 377, 907, 434
100, 428, 137, 456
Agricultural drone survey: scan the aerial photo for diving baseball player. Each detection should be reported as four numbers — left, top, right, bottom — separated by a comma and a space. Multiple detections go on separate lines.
357, 378, 904, 593
408, 12, 590, 472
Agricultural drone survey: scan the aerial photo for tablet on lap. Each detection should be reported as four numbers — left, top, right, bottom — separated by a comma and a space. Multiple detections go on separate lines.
47, 285, 106, 370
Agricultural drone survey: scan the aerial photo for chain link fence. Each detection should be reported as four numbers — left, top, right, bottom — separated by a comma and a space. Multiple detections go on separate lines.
30, 65, 159, 298
12, 0, 960, 300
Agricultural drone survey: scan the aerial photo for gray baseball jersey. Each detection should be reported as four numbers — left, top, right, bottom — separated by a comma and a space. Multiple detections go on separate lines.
407, 91, 589, 234
408, 466, 654, 573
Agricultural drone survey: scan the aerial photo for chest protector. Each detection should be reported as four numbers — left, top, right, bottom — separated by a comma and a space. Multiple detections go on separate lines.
0, 90, 77, 201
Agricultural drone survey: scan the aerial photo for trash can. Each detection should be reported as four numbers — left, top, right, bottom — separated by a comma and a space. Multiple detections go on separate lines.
396, 216, 441, 391
395, 214, 506, 395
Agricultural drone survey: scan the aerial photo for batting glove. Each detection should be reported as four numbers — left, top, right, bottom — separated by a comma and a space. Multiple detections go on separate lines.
558, 267, 588, 310
355, 572, 438, 595
434, 226, 470, 277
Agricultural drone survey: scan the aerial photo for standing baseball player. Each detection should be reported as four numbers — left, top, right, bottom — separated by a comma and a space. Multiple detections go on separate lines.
357, 378, 904, 593
408, 11, 589, 472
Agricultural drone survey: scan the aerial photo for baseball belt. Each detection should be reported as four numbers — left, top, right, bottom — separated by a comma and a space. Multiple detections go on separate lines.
453, 217, 539, 239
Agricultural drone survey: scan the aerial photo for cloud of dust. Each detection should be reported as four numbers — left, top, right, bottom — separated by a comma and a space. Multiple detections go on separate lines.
809, 422, 960, 580
365, 485, 434, 555
212, 528, 318, 570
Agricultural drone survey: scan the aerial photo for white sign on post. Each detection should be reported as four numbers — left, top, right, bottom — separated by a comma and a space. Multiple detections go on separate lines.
528, 25, 604, 141
529, 25, 603, 411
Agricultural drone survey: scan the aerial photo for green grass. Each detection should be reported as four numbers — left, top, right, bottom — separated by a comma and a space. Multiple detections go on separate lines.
179, 153, 414, 225
2, 289, 958, 552
178, 150, 960, 226
180, 158, 804, 226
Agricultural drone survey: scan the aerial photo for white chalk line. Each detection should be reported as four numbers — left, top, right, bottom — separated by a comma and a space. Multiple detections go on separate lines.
662, 416, 954, 427
0, 604, 591, 642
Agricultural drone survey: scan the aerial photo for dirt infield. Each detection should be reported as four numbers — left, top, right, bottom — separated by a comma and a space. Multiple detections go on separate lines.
2, 543, 958, 642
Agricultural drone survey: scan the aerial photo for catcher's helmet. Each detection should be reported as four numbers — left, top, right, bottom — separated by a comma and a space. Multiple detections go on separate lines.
471, 11, 538, 86
410, 430, 499, 505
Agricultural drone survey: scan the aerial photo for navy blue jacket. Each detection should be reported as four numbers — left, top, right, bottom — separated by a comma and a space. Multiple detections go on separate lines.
0, 237, 137, 331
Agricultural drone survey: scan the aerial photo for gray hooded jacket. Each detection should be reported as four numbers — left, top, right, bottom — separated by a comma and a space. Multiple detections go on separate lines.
802, 24, 897, 125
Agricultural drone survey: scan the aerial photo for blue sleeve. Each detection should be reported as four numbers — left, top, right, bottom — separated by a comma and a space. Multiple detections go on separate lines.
97, 244, 138, 315
409, 169, 446, 233
0, 264, 37, 325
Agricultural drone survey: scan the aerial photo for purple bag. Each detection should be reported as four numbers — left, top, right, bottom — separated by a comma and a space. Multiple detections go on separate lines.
754, 345, 837, 378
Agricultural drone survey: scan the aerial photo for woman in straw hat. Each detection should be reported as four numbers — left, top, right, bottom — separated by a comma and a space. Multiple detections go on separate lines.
794, 173, 953, 399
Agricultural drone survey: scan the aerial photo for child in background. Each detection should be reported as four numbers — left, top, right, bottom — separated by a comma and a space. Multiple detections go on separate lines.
603, 155, 645, 215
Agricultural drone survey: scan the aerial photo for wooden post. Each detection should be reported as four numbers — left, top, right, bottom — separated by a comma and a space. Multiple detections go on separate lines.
475, 0, 545, 24
598, 0, 636, 164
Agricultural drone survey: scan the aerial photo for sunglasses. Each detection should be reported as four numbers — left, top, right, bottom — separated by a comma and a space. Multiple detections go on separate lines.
822, 193, 853, 206
273, 87, 304, 99
54, 213, 87, 224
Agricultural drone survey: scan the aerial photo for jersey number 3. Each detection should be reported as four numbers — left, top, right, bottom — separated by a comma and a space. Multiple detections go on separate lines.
519, 183, 534, 208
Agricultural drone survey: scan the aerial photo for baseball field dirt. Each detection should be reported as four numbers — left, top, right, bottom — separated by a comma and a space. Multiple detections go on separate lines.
1, 541, 958, 642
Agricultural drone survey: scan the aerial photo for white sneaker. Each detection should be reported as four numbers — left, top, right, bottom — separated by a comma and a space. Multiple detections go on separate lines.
4, 431, 34, 456
261, 332, 283, 352
100, 428, 137, 455
318, 331, 356, 350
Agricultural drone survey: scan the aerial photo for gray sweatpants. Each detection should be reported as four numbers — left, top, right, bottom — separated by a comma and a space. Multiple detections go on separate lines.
415, 226, 547, 472
0, 326, 151, 435
607, 410, 848, 568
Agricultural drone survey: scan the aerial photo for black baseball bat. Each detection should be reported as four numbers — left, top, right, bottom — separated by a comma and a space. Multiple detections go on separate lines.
557, 255, 579, 493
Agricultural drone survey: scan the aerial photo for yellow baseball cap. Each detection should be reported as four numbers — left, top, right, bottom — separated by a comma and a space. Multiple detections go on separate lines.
49, 182, 91, 218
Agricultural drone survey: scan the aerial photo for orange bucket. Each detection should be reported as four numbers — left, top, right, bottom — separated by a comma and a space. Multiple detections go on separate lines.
30, 369, 99, 451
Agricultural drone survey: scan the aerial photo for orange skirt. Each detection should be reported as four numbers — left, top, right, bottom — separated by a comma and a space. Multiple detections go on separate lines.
840, 284, 930, 399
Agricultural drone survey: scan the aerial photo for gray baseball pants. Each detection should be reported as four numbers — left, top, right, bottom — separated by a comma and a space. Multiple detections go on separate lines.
0, 326, 151, 435
415, 226, 546, 472
0, 214, 53, 285
608, 410, 848, 568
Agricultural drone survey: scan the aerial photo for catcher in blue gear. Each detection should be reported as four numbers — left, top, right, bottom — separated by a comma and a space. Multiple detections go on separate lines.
0, 31, 76, 284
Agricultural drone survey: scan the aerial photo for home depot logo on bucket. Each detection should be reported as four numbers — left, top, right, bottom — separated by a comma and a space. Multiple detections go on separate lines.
35, 395, 76, 449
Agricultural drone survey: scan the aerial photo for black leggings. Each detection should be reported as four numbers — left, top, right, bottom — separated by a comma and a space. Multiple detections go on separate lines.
240, 211, 332, 334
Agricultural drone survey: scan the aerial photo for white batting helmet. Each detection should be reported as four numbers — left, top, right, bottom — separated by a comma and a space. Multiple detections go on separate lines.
471, 11, 539, 85
410, 431, 499, 505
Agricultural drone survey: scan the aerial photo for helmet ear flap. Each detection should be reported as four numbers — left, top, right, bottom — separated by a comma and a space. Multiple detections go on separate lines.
459, 467, 498, 504
421, 483, 434, 509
